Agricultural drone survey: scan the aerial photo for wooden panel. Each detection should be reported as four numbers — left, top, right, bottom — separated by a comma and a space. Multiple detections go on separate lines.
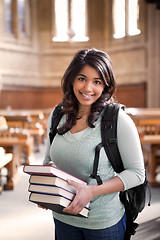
0, 82, 146, 110
0, 86, 63, 109
115, 82, 146, 108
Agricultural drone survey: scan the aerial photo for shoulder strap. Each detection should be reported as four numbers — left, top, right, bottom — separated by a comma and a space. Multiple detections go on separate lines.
90, 104, 125, 185
90, 142, 103, 185
49, 103, 64, 145
101, 104, 124, 173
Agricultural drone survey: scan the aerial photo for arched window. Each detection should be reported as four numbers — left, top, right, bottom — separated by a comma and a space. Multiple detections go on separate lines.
52, 0, 89, 42
113, 0, 141, 39
4, 0, 31, 39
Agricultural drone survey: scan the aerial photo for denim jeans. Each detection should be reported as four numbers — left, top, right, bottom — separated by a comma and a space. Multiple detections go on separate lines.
54, 214, 126, 240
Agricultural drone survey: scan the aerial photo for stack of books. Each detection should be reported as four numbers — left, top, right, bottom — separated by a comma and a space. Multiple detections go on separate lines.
23, 165, 90, 217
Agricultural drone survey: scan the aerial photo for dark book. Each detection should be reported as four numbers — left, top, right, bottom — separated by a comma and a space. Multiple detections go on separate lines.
29, 175, 76, 194
29, 192, 89, 218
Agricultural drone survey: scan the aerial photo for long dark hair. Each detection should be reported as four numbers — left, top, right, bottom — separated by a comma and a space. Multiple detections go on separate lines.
58, 48, 116, 135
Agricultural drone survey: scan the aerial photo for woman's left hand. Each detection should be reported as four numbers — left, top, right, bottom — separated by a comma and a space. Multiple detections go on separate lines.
63, 180, 94, 215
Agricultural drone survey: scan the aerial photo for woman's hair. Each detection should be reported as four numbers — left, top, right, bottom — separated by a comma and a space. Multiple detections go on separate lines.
58, 48, 116, 134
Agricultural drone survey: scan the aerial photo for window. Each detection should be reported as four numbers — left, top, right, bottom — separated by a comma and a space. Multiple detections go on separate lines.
128, 0, 141, 36
113, 0, 141, 39
3, 0, 31, 39
17, 0, 26, 36
52, 0, 89, 42
4, 0, 14, 34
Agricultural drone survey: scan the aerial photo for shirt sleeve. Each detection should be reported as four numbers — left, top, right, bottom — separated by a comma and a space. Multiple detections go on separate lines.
43, 111, 54, 165
116, 109, 145, 190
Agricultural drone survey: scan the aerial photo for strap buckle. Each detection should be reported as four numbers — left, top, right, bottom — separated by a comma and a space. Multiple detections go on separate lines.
90, 174, 103, 185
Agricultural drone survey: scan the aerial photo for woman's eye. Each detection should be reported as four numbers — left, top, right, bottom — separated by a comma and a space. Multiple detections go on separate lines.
78, 77, 86, 81
94, 80, 102, 84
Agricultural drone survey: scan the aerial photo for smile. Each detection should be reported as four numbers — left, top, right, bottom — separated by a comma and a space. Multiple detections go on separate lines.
80, 92, 95, 99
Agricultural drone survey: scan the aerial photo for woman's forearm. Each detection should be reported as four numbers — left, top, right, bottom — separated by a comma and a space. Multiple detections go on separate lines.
90, 176, 124, 199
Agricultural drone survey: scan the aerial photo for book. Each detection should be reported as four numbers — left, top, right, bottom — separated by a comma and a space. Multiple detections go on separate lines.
29, 192, 89, 218
23, 165, 87, 185
28, 184, 75, 200
29, 175, 76, 194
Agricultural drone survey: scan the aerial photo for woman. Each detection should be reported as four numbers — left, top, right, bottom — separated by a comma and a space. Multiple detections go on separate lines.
43, 48, 145, 240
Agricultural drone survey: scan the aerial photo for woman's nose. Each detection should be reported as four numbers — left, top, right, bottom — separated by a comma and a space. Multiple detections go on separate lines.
83, 82, 92, 91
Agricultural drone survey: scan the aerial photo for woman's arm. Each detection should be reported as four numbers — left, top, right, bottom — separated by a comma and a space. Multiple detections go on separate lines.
116, 109, 145, 190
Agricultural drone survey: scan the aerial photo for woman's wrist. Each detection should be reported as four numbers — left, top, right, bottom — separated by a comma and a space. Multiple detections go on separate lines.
88, 184, 102, 199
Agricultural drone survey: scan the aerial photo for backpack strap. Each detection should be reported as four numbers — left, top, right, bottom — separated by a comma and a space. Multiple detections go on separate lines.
101, 104, 124, 173
90, 104, 124, 185
90, 142, 103, 185
49, 103, 64, 145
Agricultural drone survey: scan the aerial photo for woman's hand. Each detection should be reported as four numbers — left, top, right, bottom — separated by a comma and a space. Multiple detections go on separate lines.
63, 176, 124, 216
44, 162, 56, 166
63, 180, 94, 216
37, 204, 48, 210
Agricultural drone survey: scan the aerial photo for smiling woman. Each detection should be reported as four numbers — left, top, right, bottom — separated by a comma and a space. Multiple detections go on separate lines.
43, 48, 145, 240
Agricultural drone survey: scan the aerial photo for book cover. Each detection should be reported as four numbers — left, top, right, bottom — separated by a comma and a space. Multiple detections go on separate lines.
28, 184, 75, 200
24, 165, 86, 185
29, 175, 76, 194
29, 192, 89, 218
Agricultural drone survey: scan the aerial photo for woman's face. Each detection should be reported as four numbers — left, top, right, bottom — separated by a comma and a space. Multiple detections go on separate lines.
73, 65, 105, 110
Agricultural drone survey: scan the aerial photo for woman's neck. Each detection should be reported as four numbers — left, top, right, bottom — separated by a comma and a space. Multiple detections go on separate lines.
78, 105, 91, 118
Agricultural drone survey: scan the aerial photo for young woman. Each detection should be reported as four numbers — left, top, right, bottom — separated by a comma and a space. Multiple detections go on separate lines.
43, 48, 145, 240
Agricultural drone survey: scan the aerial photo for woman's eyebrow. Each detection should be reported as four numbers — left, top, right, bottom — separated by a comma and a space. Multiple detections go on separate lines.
94, 77, 103, 80
78, 73, 102, 80
78, 73, 86, 77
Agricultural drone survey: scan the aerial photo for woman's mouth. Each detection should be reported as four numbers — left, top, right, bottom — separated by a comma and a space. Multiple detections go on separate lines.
80, 92, 94, 100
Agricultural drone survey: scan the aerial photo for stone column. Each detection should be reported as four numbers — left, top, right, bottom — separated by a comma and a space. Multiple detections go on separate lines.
147, 5, 160, 107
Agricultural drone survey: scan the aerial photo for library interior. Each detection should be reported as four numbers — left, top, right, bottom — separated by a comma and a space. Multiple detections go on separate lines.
0, 0, 160, 239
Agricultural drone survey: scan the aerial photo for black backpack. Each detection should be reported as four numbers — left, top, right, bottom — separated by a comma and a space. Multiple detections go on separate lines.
49, 103, 151, 240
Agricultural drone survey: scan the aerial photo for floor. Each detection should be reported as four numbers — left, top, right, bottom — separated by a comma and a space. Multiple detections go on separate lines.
0, 142, 160, 240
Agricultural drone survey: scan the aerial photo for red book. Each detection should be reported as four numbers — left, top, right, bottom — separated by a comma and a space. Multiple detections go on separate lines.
23, 165, 87, 185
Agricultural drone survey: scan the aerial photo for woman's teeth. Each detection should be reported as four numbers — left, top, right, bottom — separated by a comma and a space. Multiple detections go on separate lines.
82, 93, 93, 99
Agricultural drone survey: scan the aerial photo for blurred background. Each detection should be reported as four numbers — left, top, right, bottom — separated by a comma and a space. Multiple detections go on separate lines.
0, 0, 160, 239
